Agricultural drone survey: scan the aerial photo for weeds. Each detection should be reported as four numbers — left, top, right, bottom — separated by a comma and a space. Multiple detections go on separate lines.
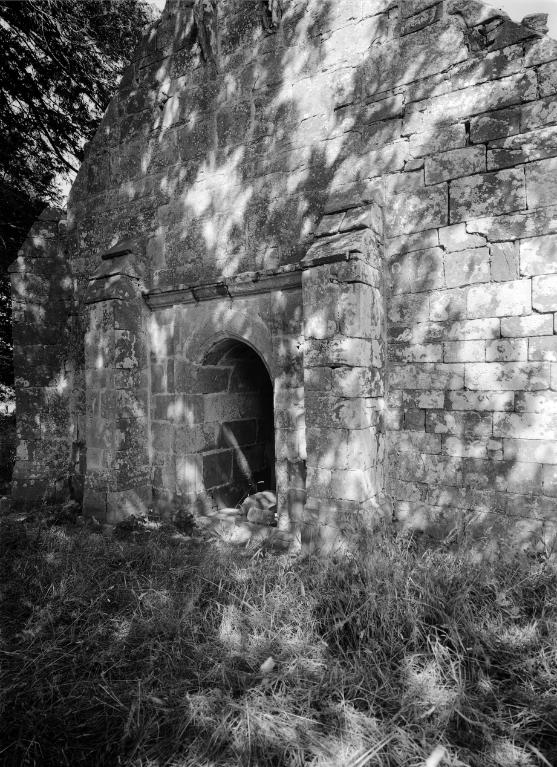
1, 514, 556, 766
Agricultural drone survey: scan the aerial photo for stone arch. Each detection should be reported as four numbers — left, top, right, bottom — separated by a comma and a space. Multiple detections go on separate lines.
183, 305, 275, 379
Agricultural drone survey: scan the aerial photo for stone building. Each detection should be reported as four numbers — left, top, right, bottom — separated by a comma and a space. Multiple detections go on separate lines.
9, 0, 557, 549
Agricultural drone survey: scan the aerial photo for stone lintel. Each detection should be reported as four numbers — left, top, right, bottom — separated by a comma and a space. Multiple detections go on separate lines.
146, 267, 302, 309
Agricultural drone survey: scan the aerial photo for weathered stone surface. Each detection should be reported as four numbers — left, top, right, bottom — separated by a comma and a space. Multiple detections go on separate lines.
532, 274, 557, 312
425, 147, 485, 185
450, 169, 526, 223
443, 340, 485, 363
529, 337, 557, 361
386, 185, 448, 236
445, 247, 490, 287
525, 157, 557, 208
467, 280, 531, 318
438, 223, 486, 252
465, 363, 550, 391
490, 242, 519, 281
520, 234, 557, 276
12, 0, 557, 549
486, 338, 528, 362
500, 314, 553, 338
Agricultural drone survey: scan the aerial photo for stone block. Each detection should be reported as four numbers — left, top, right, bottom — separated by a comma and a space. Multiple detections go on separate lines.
533, 274, 557, 312
429, 288, 466, 321
387, 228, 439, 257
113, 301, 142, 331
152, 421, 174, 453
305, 393, 376, 430
520, 234, 557, 276
114, 330, 146, 369
304, 337, 373, 368
115, 369, 147, 390
390, 430, 442, 454
306, 427, 376, 471
488, 125, 557, 170
490, 242, 519, 281
450, 169, 526, 223
389, 343, 443, 363
338, 284, 383, 339
501, 314, 553, 337
426, 410, 493, 438
465, 362, 550, 391
520, 96, 557, 130
486, 338, 528, 362
542, 464, 557, 497
494, 411, 557, 440
331, 367, 383, 397
106, 486, 151, 523
401, 390, 444, 409
386, 184, 448, 236
306, 465, 377, 503
409, 124, 467, 160
304, 367, 332, 391
219, 419, 257, 449
515, 391, 557, 413
403, 408, 425, 431
427, 318, 501, 342
438, 222, 486, 252
153, 393, 203, 424
443, 340, 485, 363
390, 247, 444, 294
389, 363, 464, 390
202, 450, 232, 489
303, 302, 337, 340
388, 293, 430, 324
404, 72, 536, 134
467, 280, 531, 318
504, 437, 557, 464
529, 337, 557, 362
196, 366, 232, 394
445, 247, 490, 288
526, 157, 557, 208
443, 436, 491, 459
471, 204, 557, 244
538, 60, 557, 99
469, 108, 520, 143
425, 146, 485, 185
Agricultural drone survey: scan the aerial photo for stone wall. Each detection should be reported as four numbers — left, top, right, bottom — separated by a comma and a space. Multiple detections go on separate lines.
0, 412, 16, 494
10, 0, 557, 548
9, 208, 84, 503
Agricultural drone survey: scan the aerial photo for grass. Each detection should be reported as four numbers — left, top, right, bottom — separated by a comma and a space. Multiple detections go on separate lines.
1, 509, 556, 766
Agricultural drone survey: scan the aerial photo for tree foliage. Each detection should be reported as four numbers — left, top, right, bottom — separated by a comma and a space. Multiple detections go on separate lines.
0, 0, 154, 386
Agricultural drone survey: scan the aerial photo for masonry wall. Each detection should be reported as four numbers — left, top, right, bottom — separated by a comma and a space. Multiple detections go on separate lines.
9, 208, 84, 502
11, 0, 557, 545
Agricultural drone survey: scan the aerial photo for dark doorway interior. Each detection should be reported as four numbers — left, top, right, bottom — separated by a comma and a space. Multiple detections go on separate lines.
199, 339, 275, 509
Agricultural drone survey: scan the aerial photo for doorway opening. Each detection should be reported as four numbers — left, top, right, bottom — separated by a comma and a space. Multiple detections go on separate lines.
198, 339, 275, 509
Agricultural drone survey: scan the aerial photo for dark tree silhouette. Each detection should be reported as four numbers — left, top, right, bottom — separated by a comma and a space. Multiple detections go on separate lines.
0, 0, 154, 387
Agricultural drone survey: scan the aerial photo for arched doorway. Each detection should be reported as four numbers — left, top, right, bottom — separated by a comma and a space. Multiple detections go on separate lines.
196, 338, 275, 509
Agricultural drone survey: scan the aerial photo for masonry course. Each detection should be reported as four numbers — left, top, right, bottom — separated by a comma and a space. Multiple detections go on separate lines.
9, 0, 557, 552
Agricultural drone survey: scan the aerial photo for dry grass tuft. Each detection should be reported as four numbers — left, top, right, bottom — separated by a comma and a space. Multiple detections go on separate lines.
1, 513, 556, 766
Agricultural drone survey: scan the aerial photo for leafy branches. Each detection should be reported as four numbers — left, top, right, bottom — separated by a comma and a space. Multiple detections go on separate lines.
0, 0, 153, 385
0, 0, 153, 204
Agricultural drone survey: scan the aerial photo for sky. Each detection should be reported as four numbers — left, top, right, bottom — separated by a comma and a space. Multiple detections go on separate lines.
149, 0, 557, 38
498, 0, 557, 37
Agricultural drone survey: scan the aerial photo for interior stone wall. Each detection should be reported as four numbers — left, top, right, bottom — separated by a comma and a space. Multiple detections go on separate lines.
10, 0, 557, 548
